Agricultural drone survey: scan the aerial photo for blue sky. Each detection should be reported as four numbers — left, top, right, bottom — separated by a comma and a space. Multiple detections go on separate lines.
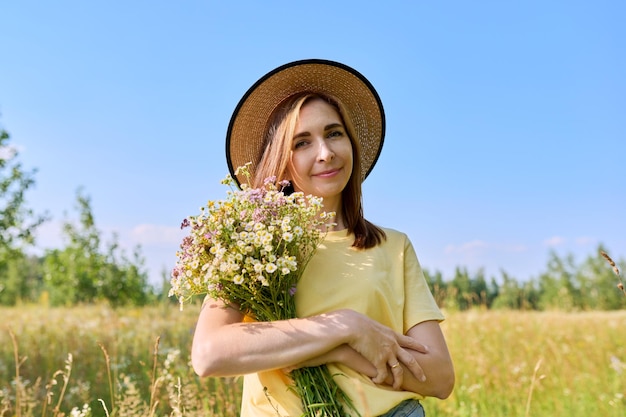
1, 1, 624, 286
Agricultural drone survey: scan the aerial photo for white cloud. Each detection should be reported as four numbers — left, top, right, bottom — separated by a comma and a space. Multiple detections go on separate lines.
0, 144, 17, 160
28, 221, 184, 286
130, 224, 186, 245
32, 220, 185, 249
543, 236, 565, 247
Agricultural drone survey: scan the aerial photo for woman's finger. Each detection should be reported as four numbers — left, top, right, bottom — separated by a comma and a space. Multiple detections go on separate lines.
397, 347, 426, 382
371, 362, 390, 384
389, 360, 404, 390
398, 334, 429, 354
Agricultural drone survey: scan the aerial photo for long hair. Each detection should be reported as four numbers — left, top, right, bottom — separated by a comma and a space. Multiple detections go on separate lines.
254, 93, 385, 249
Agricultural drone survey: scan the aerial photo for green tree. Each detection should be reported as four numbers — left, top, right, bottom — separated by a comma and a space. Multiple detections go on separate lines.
538, 251, 580, 311
0, 126, 47, 304
448, 267, 486, 310
492, 271, 538, 310
491, 271, 520, 309
470, 268, 492, 308
43, 190, 153, 306
98, 237, 152, 306
0, 252, 43, 304
577, 245, 625, 310
424, 269, 448, 308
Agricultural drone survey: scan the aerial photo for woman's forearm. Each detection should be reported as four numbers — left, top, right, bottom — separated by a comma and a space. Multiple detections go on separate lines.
401, 321, 455, 398
283, 344, 375, 375
192, 301, 355, 377
391, 348, 454, 398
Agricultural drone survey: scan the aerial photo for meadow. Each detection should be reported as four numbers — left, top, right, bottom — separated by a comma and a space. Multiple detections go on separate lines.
1, 304, 624, 417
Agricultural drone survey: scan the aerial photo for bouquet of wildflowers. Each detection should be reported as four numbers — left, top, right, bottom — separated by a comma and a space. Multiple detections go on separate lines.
169, 164, 358, 416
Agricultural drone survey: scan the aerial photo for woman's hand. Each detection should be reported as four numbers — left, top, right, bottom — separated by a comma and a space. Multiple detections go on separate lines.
333, 309, 428, 390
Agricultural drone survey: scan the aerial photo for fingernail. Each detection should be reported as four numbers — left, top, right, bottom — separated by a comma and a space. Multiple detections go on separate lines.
420, 375, 427, 382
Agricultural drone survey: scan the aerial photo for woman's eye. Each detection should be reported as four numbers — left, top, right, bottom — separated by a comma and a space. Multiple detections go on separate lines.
327, 130, 343, 138
294, 140, 308, 149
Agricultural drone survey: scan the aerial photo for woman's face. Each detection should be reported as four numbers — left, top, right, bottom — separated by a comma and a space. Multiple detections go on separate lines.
287, 98, 353, 210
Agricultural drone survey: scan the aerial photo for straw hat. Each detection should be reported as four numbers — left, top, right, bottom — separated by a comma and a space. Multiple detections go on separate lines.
225, 59, 385, 186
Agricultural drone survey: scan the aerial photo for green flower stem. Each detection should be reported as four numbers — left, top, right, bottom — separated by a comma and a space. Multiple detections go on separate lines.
291, 366, 358, 417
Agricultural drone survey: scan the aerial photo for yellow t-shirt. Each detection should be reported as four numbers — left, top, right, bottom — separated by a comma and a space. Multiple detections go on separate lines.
240, 228, 445, 416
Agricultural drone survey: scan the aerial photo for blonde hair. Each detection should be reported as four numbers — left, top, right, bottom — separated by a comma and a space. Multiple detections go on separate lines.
254, 93, 385, 249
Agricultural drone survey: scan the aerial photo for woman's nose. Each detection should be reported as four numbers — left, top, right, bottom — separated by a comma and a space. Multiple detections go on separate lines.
317, 140, 335, 161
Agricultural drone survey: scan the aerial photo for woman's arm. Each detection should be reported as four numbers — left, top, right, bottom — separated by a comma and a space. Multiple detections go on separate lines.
191, 297, 346, 377
396, 320, 455, 398
284, 321, 454, 398
191, 297, 428, 384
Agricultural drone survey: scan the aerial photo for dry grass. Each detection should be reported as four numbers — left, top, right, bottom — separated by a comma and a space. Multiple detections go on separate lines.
426, 309, 626, 416
0, 303, 241, 417
601, 250, 626, 296
1, 305, 624, 416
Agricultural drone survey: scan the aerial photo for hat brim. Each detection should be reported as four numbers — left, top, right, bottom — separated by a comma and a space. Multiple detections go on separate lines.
226, 59, 385, 187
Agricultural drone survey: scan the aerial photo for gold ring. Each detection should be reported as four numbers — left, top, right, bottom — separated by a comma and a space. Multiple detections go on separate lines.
391, 362, 400, 369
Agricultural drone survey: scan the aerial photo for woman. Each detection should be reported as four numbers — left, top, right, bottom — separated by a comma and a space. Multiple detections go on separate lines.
191, 59, 454, 416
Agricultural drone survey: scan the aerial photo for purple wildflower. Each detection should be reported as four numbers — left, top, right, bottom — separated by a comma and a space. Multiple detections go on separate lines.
275, 195, 286, 206
180, 236, 193, 251
263, 176, 277, 186
289, 286, 297, 297
247, 188, 264, 203
253, 207, 266, 222
180, 218, 191, 229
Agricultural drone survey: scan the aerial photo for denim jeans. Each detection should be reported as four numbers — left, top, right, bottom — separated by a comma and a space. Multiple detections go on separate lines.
378, 399, 425, 417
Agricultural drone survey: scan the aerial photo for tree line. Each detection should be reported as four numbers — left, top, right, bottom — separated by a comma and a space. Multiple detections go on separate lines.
425, 246, 625, 311
1, 124, 624, 309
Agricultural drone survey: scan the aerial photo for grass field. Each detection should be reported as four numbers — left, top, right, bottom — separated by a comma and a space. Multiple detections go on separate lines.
1, 304, 624, 416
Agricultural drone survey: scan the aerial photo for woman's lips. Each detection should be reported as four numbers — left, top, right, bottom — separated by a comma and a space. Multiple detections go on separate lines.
313, 168, 341, 178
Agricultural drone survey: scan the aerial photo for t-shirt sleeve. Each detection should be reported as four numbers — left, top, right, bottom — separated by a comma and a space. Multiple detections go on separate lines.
403, 235, 445, 332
